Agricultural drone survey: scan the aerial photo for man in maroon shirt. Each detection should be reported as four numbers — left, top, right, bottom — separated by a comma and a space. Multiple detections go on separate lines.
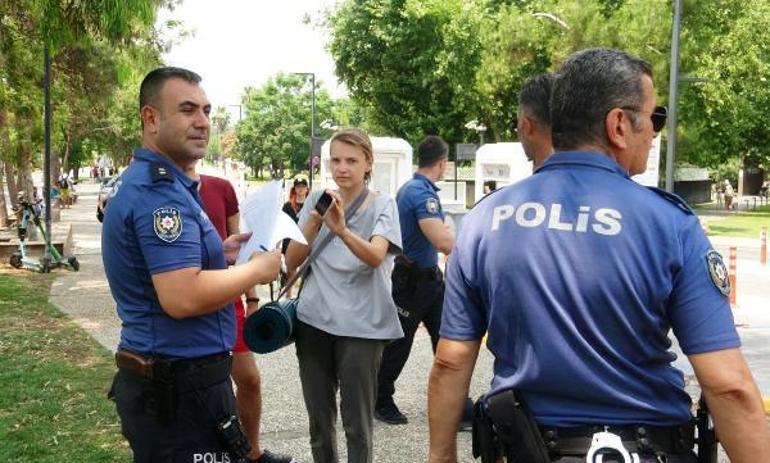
198, 173, 294, 463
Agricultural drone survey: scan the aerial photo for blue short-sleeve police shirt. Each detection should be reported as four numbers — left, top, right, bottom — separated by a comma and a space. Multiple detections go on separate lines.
102, 148, 235, 358
397, 173, 444, 268
441, 151, 740, 427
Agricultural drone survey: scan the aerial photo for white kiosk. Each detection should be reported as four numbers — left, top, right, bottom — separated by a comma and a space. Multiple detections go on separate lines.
474, 142, 532, 201
319, 137, 413, 198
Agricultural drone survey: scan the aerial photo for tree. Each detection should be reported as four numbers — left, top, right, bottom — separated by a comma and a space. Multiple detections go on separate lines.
0, 0, 162, 220
676, 0, 770, 170
328, 0, 485, 149
234, 73, 334, 178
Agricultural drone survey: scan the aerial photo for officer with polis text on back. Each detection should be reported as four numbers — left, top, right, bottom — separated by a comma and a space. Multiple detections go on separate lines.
102, 67, 281, 463
427, 49, 770, 462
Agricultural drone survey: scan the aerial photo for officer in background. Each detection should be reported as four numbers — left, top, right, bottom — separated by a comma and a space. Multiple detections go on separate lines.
427, 48, 770, 462
516, 73, 554, 169
102, 67, 281, 462
375, 135, 454, 424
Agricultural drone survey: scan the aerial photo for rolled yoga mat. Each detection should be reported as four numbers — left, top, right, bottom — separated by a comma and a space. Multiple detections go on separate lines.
243, 299, 299, 354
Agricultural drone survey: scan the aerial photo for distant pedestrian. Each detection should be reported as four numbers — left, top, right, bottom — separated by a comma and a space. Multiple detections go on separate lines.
723, 179, 735, 211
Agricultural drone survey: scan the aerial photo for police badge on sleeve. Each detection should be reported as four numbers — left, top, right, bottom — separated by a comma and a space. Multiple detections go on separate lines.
426, 198, 440, 215
705, 249, 730, 296
153, 207, 183, 243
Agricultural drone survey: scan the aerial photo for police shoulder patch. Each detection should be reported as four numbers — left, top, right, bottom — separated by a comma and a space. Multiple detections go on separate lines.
153, 207, 183, 243
705, 249, 730, 296
426, 197, 440, 215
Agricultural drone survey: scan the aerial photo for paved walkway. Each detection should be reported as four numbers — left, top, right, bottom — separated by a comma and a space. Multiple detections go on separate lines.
46, 180, 769, 462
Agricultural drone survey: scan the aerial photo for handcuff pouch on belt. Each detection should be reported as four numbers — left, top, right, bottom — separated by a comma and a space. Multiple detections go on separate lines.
473, 389, 551, 463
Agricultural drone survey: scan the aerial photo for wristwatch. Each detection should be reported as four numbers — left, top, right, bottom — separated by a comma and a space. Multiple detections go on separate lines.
245, 297, 260, 304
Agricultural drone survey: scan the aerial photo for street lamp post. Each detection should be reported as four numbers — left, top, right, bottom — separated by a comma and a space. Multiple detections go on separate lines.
292, 72, 316, 189
665, 0, 682, 193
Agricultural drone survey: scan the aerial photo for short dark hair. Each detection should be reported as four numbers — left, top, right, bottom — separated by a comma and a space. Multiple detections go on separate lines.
519, 73, 553, 126
139, 67, 202, 111
551, 48, 652, 151
417, 135, 448, 168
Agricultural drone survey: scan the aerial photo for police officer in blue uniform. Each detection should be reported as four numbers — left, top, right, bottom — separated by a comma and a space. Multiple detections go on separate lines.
103, 67, 281, 463
375, 135, 454, 424
516, 73, 553, 169
427, 49, 770, 462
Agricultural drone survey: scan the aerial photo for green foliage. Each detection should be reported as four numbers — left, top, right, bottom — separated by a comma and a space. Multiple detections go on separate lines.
329, 0, 484, 147
0, 273, 130, 461
328, 0, 770, 170
234, 74, 334, 177
0, 0, 163, 186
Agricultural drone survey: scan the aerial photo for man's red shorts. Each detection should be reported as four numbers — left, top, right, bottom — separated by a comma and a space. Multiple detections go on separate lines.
233, 297, 249, 354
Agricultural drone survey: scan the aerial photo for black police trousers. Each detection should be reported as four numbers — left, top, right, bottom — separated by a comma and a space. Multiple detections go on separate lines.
377, 262, 444, 402
111, 369, 238, 463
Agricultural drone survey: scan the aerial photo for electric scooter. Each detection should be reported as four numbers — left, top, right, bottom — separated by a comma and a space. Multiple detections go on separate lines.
8, 194, 79, 272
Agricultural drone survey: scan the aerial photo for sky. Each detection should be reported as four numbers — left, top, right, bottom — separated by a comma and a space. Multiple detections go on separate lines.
156, 0, 346, 118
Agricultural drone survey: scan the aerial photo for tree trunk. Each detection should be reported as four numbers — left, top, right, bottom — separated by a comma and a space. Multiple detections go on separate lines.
0, 160, 8, 228
18, 150, 33, 203
61, 129, 71, 176
51, 148, 62, 186
5, 162, 19, 209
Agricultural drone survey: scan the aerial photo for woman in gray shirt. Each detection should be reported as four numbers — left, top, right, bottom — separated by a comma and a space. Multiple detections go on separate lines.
286, 128, 403, 463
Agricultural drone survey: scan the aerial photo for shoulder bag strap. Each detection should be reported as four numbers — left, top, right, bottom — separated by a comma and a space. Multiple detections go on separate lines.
276, 188, 370, 300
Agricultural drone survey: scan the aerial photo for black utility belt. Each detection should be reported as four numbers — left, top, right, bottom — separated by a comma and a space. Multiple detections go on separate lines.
395, 262, 442, 280
538, 422, 695, 456
116, 349, 232, 393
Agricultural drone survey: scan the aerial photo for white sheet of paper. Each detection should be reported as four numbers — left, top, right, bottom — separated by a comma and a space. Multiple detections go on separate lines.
235, 181, 307, 265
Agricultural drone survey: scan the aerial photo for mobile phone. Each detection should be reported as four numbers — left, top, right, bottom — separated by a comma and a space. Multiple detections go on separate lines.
315, 191, 333, 216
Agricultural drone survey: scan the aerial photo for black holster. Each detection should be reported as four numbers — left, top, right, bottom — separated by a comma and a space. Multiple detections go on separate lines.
696, 395, 718, 463
486, 389, 551, 463
472, 400, 499, 463
151, 360, 176, 424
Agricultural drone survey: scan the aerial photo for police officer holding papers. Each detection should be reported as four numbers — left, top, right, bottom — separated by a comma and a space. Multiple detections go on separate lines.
427, 49, 770, 462
102, 67, 281, 462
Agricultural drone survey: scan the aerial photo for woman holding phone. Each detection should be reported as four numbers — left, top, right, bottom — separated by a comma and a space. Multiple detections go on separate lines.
286, 128, 403, 463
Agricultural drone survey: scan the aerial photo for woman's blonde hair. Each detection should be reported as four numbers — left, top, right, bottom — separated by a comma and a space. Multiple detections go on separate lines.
330, 128, 373, 182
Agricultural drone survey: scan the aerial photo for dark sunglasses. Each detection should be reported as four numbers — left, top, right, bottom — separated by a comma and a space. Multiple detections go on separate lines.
651, 105, 667, 133
622, 105, 667, 133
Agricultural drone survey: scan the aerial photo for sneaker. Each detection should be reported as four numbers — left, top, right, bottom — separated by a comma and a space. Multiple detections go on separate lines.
374, 400, 408, 425
251, 449, 296, 463
458, 397, 474, 432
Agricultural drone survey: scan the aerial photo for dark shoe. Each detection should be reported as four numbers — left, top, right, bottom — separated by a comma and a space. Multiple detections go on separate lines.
375, 400, 408, 425
458, 397, 474, 432
251, 449, 296, 463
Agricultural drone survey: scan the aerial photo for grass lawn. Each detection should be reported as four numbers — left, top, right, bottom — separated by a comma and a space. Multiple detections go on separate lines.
698, 204, 770, 238
0, 272, 130, 462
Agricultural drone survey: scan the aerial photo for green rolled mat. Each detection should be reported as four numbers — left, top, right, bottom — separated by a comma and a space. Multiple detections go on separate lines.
243, 299, 299, 354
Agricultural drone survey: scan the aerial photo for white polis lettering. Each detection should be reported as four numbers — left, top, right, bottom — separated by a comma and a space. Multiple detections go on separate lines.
592, 208, 622, 236
514, 202, 546, 228
576, 206, 591, 233
491, 205, 514, 231
548, 203, 573, 231
490, 202, 622, 235
193, 453, 230, 463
